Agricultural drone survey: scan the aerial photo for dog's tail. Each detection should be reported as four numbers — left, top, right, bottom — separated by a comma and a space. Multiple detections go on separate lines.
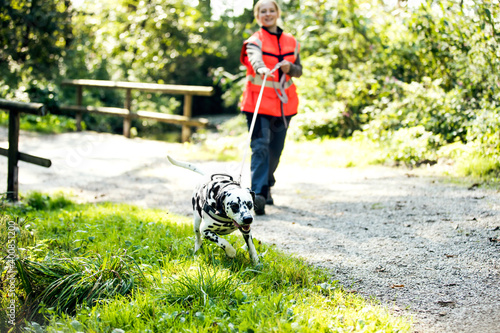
167, 155, 205, 176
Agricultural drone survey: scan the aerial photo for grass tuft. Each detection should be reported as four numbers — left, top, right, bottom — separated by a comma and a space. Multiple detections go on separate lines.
158, 265, 241, 307
16, 253, 143, 319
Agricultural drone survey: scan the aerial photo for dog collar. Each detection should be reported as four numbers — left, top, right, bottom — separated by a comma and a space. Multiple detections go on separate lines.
203, 202, 233, 223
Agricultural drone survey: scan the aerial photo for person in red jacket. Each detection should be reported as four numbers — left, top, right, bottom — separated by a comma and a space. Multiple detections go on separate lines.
240, 0, 302, 215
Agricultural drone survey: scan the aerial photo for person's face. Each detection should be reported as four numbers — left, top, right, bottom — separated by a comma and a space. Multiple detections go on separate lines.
257, 2, 278, 30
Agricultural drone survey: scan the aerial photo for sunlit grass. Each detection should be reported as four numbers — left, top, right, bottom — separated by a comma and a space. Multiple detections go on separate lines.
281, 137, 383, 168
1, 193, 412, 332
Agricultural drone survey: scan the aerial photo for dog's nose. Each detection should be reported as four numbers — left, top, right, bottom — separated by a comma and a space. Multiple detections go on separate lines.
243, 216, 253, 225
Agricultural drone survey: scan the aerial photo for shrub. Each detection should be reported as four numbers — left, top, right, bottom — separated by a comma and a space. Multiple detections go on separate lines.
466, 102, 500, 161
374, 126, 443, 166
361, 78, 472, 143
23, 192, 74, 211
289, 104, 346, 140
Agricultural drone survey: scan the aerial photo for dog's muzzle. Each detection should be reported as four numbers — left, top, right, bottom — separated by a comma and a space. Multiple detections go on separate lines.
234, 214, 253, 231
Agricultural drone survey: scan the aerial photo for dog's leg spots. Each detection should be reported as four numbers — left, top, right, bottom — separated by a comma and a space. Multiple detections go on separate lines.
243, 233, 260, 265
203, 230, 237, 258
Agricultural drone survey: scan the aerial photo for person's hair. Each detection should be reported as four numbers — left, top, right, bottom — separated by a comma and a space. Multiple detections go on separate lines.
253, 0, 281, 26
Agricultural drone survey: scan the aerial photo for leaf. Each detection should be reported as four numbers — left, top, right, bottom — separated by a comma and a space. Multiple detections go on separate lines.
390, 284, 405, 289
71, 320, 84, 331
437, 300, 455, 307
194, 311, 205, 321
484, 8, 492, 21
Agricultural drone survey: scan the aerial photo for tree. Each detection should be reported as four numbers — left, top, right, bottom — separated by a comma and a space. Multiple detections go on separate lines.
0, 0, 73, 84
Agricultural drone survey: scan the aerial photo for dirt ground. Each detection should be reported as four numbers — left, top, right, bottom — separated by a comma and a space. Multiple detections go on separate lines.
1, 128, 500, 332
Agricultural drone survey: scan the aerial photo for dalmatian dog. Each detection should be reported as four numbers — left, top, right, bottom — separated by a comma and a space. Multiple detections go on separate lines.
167, 156, 259, 265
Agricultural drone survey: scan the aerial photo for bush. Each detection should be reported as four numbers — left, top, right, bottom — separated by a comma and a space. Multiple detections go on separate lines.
364, 126, 443, 166
23, 192, 74, 211
466, 102, 500, 161
361, 78, 472, 143
289, 104, 346, 140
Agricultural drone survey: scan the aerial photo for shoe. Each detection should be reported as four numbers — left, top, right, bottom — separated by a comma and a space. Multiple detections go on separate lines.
266, 188, 274, 205
254, 195, 266, 215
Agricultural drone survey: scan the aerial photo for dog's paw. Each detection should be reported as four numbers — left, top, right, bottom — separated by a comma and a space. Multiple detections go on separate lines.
225, 247, 237, 258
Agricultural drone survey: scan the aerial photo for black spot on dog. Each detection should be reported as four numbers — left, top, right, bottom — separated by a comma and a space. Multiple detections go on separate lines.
230, 202, 240, 213
204, 231, 219, 243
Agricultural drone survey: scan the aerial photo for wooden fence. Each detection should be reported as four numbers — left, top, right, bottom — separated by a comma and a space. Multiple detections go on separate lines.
0, 99, 51, 201
61, 79, 214, 142
1, 80, 214, 200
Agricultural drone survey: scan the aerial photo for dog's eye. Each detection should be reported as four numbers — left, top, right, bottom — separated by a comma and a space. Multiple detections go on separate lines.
230, 203, 239, 213
247, 201, 253, 210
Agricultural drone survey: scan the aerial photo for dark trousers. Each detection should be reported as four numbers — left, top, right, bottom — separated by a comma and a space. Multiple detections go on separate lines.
245, 113, 291, 196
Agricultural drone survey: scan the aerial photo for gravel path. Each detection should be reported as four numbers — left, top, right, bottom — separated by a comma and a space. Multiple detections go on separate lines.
2, 129, 499, 332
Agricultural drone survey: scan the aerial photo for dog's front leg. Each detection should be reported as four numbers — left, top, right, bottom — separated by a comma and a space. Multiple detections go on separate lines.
242, 232, 260, 265
202, 228, 237, 258
193, 214, 203, 254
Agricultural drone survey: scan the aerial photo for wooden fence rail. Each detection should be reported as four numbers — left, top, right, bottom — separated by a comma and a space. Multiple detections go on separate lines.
0, 98, 51, 202
61, 79, 213, 142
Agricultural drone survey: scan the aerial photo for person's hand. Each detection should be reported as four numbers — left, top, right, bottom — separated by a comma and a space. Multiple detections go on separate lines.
257, 67, 271, 76
279, 60, 291, 74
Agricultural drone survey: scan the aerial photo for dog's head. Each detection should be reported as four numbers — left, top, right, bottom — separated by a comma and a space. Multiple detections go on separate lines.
219, 188, 255, 232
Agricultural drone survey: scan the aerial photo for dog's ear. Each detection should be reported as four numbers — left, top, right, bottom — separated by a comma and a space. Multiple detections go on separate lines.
216, 191, 227, 208
249, 189, 256, 202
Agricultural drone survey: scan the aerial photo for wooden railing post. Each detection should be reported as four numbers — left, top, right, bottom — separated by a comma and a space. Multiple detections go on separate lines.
182, 94, 193, 143
0, 99, 50, 202
76, 86, 83, 131
7, 109, 20, 201
123, 88, 132, 138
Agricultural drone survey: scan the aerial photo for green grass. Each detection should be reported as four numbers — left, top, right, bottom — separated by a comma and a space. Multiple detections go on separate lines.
1, 193, 412, 332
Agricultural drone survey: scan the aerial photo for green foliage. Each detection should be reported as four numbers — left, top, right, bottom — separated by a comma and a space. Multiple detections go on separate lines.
466, 101, 500, 160
0, 0, 73, 83
280, 0, 499, 173
291, 107, 346, 140
374, 125, 443, 166
1, 192, 411, 332
21, 192, 74, 211
361, 78, 472, 143
0, 111, 78, 134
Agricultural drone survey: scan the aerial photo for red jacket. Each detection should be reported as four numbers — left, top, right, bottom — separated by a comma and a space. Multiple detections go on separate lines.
240, 28, 300, 117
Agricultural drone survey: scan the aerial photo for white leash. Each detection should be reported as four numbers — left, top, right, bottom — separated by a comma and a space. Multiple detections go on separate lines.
238, 63, 282, 184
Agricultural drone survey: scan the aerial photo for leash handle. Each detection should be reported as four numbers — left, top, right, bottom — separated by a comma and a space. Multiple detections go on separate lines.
238, 63, 282, 184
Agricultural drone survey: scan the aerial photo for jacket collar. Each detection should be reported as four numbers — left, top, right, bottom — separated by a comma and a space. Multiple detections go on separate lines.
262, 26, 283, 38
